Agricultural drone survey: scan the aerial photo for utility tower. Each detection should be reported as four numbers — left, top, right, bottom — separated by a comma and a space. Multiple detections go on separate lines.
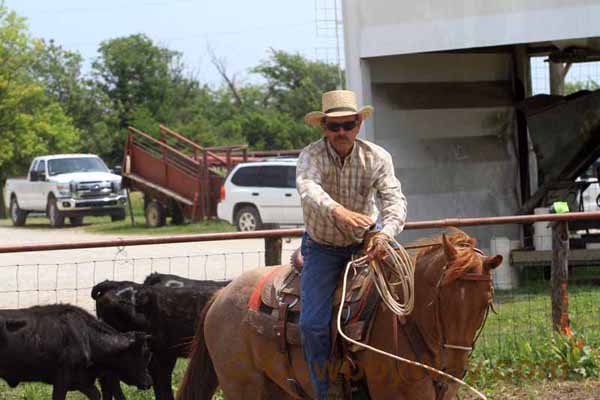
314, 0, 344, 88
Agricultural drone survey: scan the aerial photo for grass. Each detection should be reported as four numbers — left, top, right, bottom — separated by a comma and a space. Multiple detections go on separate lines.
0, 191, 236, 235
0, 360, 189, 400
1, 282, 599, 399
0, 361, 226, 400
2, 201, 600, 397
467, 281, 600, 387
477, 283, 600, 357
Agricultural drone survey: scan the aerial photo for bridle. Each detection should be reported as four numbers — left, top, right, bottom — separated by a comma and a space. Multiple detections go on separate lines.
431, 247, 495, 399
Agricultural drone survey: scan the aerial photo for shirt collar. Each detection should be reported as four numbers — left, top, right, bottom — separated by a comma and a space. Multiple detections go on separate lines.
325, 138, 358, 167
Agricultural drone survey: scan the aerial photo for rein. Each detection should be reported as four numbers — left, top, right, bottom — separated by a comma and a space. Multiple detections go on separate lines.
337, 240, 490, 400
436, 248, 494, 353
430, 248, 494, 399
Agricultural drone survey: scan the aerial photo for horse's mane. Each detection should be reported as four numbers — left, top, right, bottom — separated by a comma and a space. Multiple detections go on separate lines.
410, 228, 480, 286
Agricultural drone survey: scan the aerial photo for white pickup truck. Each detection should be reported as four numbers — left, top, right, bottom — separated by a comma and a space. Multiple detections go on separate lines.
3, 154, 127, 227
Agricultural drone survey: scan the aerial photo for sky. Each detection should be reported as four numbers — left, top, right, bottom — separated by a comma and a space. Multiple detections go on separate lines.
6, 0, 340, 85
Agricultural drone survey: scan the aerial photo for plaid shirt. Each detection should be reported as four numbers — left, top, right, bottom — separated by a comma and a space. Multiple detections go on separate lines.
296, 138, 407, 247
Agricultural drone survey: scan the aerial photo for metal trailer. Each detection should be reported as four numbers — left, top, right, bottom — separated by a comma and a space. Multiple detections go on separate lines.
122, 125, 254, 227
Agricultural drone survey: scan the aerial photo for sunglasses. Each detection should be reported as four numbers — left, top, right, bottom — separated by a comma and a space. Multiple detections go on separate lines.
325, 120, 358, 132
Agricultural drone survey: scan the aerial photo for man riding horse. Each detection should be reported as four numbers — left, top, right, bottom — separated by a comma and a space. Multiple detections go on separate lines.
297, 90, 407, 399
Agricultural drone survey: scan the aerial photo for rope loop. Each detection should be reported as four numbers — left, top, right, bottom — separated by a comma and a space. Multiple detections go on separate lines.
338, 236, 488, 400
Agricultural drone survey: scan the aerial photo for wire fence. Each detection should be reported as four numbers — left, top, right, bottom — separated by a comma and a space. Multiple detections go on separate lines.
531, 56, 600, 95
1, 220, 599, 359
0, 242, 299, 313
478, 265, 600, 358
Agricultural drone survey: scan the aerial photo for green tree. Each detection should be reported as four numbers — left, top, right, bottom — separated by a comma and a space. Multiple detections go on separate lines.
253, 49, 343, 121
0, 5, 79, 217
206, 49, 341, 150
91, 34, 210, 164
32, 39, 118, 163
93, 34, 183, 126
565, 80, 600, 95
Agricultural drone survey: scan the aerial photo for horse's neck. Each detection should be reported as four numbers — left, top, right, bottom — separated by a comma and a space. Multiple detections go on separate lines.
412, 258, 445, 353
372, 295, 442, 364
398, 267, 444, 361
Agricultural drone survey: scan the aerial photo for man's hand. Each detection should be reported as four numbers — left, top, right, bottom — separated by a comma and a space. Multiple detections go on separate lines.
332, 206, 374, 230
365, 231, 389, 260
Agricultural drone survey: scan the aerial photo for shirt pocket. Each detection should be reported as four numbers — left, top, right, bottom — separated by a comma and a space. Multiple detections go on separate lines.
356, 177, 372, 198
348, 188, 370, 213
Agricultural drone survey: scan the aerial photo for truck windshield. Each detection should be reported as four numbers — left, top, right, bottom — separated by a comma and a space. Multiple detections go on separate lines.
47, 157, 109, 176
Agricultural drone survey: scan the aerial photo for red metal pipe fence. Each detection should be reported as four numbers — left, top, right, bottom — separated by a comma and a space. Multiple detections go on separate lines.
2, 210, 600, 335
2, 211, 600, 254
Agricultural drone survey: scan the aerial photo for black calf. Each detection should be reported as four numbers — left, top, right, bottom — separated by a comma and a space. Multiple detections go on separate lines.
91, 274, 229, 400
0, 304, 152, 400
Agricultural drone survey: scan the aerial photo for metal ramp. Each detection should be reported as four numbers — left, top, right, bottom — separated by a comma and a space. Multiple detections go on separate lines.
518, 89, 600, 230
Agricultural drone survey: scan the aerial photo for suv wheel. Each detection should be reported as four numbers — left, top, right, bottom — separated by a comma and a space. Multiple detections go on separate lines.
9, 196, 27, 226
235, 206, 262, 231
145, 200, 166, 228
47, 198, 64, 228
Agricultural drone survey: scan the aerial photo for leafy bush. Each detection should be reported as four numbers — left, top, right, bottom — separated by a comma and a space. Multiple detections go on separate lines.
468, 330, 599, 386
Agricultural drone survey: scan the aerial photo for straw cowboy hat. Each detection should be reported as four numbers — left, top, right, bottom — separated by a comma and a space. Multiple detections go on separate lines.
304, 90, 374, 127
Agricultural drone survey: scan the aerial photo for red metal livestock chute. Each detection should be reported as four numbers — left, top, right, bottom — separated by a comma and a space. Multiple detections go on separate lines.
122, 125, 257, 226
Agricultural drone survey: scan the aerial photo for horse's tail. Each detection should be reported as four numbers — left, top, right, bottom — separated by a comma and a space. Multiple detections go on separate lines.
176, 292, 219, 400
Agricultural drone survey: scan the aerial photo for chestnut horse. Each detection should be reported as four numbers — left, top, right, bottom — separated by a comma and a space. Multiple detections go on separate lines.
177, 230, 502, 400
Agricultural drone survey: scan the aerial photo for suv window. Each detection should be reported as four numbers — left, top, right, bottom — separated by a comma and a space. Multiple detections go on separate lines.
261, 166, 290, 188
284, 166, 296, 188
231, 165, 296, 188
231, 166, 261, 186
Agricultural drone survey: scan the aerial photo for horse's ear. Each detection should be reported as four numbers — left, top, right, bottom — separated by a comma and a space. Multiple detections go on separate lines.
483, 255, 503, 270
442, 233, 457, 262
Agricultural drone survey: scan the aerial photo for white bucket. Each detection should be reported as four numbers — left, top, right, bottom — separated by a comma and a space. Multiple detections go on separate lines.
533, 207, 552, 251
490, 236, 519, 290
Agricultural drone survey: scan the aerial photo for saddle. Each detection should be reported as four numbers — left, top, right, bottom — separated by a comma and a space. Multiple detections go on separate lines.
245, 248, 380, 353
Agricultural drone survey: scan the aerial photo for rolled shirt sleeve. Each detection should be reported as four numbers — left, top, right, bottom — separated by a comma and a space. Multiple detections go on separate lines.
374, 152, 407, 239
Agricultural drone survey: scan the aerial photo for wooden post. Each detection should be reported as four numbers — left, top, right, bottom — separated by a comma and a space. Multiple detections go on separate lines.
265, 237, 282, 266
549, 62, 566, 96
126, 188, 135, 226
551, 221, 570, 334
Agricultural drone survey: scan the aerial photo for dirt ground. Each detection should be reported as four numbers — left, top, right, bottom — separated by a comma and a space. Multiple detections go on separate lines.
461, 380, 600, 400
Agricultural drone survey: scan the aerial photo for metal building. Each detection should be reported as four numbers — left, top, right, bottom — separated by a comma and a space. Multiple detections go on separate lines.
342, 0, 600, 256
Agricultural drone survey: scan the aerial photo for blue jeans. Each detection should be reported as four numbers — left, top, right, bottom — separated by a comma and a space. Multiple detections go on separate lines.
299, 233, 360, 400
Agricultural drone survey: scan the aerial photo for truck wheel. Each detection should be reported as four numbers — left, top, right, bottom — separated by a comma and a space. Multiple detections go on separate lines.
171, 204, 185, 225
9, 196, 27, 226
235, 206, 262, 231
69, 216, 84, 226
47, 198, 65, 228
111, 209, 126, 222
145, 200, 166, 228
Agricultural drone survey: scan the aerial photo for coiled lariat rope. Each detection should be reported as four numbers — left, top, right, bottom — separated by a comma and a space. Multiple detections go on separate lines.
336, 235, 488, 400
368, 235, 415, 316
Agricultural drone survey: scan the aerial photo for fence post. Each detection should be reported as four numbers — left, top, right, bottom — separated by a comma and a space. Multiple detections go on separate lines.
265, 237, 282, 266
551, 221, 570, 334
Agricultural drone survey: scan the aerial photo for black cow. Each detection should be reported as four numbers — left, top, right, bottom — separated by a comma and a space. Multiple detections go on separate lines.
0, 304, 152, 400
143, 272, 229, 290
91, 274, 229, 400
92, 280, 147, 333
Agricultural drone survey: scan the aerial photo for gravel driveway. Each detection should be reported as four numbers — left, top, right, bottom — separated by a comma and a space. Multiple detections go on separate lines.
0, 224, 301, 311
